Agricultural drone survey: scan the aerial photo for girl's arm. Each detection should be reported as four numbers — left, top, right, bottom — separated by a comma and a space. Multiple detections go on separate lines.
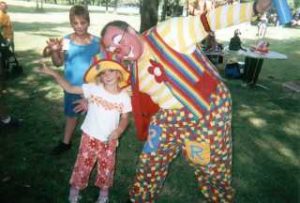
38, 63, 83, 95
109, 112, 130, 140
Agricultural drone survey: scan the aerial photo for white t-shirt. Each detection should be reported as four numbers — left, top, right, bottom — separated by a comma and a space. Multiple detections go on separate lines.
81, 84, 132, 141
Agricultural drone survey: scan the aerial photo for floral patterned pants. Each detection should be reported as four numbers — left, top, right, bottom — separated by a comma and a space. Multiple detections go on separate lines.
69, 133, 118, 190
129, 84, 234, 203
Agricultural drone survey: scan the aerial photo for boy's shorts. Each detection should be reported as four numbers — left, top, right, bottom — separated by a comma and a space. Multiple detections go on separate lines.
64, 92, 82, 117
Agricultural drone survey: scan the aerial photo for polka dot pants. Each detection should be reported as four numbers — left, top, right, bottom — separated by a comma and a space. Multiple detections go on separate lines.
129, 84, 234, 203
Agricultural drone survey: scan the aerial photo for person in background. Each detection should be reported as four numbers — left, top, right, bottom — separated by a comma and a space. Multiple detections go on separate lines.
100, 0, 272, 202
0, 1, 20, 129
291, 8, 300, 26
229, 29, 246, 51
202, 31, 223, 64
0, 1, 13, 51
203, 31, 222, 52
257, 12, 268, 38
37, 60, 131, 203
43, 5, 100, 155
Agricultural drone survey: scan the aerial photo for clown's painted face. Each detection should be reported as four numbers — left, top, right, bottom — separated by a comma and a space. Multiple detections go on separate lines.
102, 26, 143, 61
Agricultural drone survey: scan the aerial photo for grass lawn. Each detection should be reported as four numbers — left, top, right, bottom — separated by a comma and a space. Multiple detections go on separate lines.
1, 1, 299, 203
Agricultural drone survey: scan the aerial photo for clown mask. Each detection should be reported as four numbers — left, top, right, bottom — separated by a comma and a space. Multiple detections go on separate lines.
102, 26, 144, 61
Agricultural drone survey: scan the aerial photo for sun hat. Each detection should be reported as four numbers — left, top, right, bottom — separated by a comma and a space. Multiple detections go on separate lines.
84, 59, 130, 88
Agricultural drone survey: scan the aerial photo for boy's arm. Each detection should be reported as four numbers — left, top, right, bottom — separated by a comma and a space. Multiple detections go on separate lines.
109, 112, 130, 140
43, 38, 64, 66
50, 50, 64, 67
39, 63, 83, 95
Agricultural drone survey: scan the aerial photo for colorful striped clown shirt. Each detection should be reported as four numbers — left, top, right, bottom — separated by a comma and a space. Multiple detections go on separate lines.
134, 2, 254, 119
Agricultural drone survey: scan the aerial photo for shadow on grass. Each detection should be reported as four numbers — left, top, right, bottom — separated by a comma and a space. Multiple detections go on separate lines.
10, 4, 139, 16
13, 22, 70, 33
224, 35, 300, 201
10, 4, 70, 13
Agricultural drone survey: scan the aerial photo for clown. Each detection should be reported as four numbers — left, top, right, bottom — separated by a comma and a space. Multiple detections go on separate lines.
100, 0, 272, 202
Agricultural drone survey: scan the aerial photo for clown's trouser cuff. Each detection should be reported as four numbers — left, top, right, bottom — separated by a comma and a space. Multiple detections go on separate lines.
129, 84, 234, 203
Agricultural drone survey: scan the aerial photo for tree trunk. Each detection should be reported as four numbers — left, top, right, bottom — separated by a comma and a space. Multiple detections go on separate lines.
106, 0, 109, 12
114, 0, 118, 13
161, 0, 168, 21
36, 0, 44, 11
140, 0, 160, 33
83, 0, 89, 9
294, 0, 300, 8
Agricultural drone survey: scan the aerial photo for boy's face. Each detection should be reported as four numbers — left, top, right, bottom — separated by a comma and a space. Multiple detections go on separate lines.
70, 16, 89, 36
100, 69, 121, 86
0, 2, 7, 12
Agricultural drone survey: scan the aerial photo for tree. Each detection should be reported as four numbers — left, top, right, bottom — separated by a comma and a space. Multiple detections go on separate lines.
293, 0, 300, 8
139, 0, 160, 33
35, 0, 44, 11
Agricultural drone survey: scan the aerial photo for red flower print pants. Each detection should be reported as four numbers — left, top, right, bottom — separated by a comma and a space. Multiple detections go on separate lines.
69, 133, 118, 190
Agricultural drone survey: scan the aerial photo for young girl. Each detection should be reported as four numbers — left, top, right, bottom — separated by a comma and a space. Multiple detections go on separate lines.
43, 5, 101, 155
38, 60, 131, 203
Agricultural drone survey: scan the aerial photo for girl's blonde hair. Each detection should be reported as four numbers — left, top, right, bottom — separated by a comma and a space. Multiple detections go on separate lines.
69, 5, 90, 25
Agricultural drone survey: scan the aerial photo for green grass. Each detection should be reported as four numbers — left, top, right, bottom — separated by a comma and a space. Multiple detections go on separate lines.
1, 1, 299, 203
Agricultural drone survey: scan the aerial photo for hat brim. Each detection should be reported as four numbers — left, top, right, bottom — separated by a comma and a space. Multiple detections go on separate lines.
84, 60, 130, 88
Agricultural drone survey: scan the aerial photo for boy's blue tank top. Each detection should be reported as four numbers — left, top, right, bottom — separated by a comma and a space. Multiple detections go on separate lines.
64, 34, 100, 86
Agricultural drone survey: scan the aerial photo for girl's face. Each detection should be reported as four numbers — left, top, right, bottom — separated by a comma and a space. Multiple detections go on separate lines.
70, 16, 89, 36
99, 69, 121, 87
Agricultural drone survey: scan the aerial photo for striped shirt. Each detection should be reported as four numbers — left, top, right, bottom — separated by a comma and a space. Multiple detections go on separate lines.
135, 2, 253, 117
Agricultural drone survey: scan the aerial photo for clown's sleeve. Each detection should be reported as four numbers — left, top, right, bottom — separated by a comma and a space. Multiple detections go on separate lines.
156, 2, 253, 54
206, 3, 253, 33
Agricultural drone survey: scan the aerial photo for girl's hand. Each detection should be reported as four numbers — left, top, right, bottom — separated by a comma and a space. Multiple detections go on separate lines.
109, 129, 121, 141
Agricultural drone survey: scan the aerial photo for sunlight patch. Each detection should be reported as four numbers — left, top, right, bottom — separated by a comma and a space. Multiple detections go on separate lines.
277, 147, 299, 166
249, 117, 267, 127
239, 105, 256, 117
45, 91, 63, 101
282, 120, 300, 137
256, 138, 299, 167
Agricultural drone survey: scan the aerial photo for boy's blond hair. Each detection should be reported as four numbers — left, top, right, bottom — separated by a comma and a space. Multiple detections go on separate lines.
69, 5, 90, 25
